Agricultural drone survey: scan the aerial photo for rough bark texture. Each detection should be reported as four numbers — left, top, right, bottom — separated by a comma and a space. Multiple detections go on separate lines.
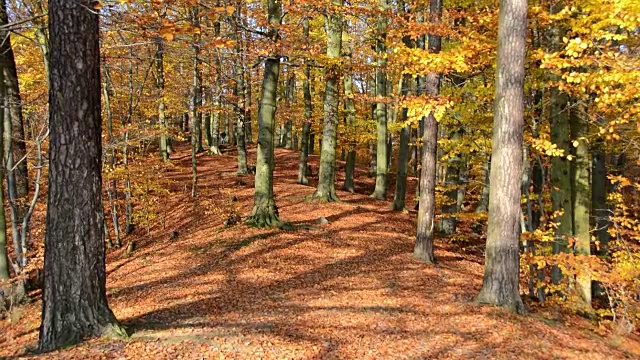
38, 0, 125, 351
414, 0, 442, 263
312, 0, 342, 202
475, 0, 527, 314
247, 0, 281, 227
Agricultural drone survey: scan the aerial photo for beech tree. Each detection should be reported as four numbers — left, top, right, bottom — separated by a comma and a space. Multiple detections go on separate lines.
475, 0, 527, 313
38, 0, 125, 351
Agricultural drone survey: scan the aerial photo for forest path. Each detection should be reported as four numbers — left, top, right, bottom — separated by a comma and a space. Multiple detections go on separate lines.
2, 143, 638, 359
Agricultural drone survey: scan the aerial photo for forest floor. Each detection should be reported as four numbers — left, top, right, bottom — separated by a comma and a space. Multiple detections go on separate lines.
2, 143, 640, 359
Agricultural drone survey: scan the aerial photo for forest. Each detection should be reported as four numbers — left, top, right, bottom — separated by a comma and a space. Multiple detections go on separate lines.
0, 0, 639, 357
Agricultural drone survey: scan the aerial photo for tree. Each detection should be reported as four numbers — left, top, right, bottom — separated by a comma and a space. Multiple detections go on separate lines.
312, 0, 343, 202
414, 0, 442, 263
297, 16, 312, 186
475, 0, 527, 314
38, 0, 125, 351
370, 0, 389, 199
246, 0, 282, 227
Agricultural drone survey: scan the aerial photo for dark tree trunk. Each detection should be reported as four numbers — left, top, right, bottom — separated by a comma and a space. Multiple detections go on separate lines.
342, 61, 356, 193
38, 0, 125, 351
475, 0, 527, 314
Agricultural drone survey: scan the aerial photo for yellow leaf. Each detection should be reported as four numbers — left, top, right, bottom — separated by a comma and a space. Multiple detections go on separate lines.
572, 140, 579, 147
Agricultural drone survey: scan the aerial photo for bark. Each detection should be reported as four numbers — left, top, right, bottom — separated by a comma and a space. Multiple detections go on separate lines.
370, 0, 389, 199
475, 0, 527, 314
414, 0, 442, 263
190, 7, 204, 154
247, 0, 281, 227
312, 0, 342, 202
38, 0, 125, 350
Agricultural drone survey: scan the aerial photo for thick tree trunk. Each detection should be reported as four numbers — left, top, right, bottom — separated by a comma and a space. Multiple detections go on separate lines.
312, 0, 342, 202
370, 0, 389, 199
414, 0, 442, 263
38, 0, 125, 351
475, 0, 527, 314
247, 0, 281, 227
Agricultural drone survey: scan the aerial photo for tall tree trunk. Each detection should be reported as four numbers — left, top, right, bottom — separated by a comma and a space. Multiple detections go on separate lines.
0, 0, 28, 200
247, 0, 282, 227
312, 0, 343, 202
0, 68, 9, 307
155, 31, 169, 161
571, 103, 591, 307
38, 0, 125, 350
414, 0, 442, 263
190, 6, 202, 196
548, 6, 572, 285
298, 17, 312, 186
370, 0, 389, 199
245, 65, 253, 144
234, 4, 248, 175
592, 142, 609, 255
101, 65, 121, 247
475, 0, 527, 314
476, 157, 490, 212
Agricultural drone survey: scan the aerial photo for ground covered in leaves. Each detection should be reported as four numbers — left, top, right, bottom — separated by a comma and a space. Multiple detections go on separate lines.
2, 144, 640, 359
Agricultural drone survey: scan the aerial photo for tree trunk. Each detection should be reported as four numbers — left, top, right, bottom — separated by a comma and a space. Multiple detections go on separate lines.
592, 143, 609, 255
38, 0, 125, 350
234, 5, 248, 175
438, 129, 461, 234
342, 54, 356, 192
0, 68, 9, 307
414, 0, 442, 263
190, 7, 204, 154
155, 30, 169, 161
370, 0, 389, 199
312, 0, 342, 202
571, 103, 591, 307
548, 6, 572, 285
298, 17, 312, 186
247, 0, 281, 227
475, 0, 527, 314
0, 0, 28, 200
